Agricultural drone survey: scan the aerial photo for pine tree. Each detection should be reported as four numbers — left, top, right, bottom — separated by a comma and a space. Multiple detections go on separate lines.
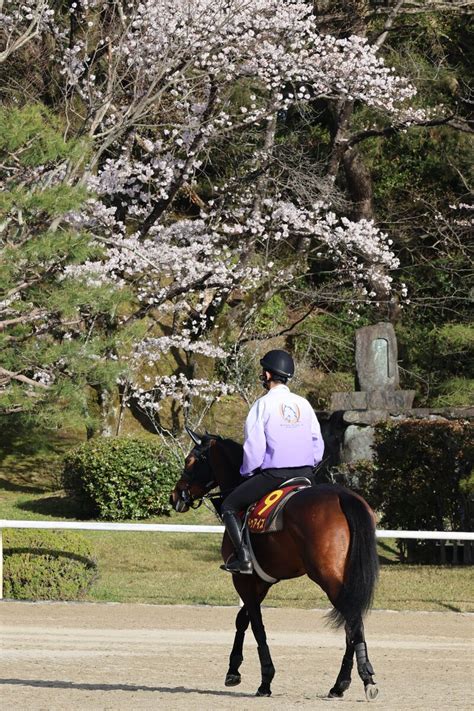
0, 105, 123, 433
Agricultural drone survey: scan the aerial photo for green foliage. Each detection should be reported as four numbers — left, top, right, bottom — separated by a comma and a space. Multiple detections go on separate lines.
396, 322, 473, 405
62, 437, 180, 520
3, 529, 97, 600
0, 103, 128, 433
367, 127, 471, 207
356, 13, 472, 409
0, 104, 86, 166
293, 312, 370, 372
432, 378, 474, 408
434, 323, 474, 356
305, 371, 353, 410
360, 420, 473, 536
252, 294, 287, 334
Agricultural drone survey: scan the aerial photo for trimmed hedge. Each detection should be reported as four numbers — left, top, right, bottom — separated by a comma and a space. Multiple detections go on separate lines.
4, 529, 97, 600
369, 420, 472, 530
357, 419, 473, 562
62, 437, 180, 520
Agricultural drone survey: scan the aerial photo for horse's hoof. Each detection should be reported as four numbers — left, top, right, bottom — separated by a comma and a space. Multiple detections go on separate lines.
365, 684, 379, 701
225, 673, 241, 687
256, 683, 272, 697
328, 689, 344, 699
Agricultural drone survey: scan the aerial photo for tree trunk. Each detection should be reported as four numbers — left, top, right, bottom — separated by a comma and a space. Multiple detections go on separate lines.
343, 146, 374, 220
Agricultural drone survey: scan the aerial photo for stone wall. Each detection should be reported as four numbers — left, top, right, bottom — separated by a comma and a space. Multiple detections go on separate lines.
317, 407, 474, 470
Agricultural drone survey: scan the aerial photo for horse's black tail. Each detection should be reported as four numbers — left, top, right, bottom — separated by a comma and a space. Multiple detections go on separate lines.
327, 490, 379, 629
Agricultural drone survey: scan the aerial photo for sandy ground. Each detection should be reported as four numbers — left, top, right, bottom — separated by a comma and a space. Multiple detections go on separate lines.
0, 602, 473, 711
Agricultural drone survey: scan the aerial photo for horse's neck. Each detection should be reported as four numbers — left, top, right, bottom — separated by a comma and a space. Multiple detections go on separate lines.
212, 439, 243, 491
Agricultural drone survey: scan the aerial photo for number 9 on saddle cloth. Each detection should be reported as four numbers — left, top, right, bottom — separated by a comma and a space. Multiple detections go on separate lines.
246, 478, 312, 534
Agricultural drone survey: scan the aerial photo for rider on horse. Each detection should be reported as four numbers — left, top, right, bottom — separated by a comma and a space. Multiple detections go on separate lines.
221, 349, 324, 575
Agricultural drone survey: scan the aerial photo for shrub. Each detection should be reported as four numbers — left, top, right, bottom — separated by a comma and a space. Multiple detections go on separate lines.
62, 437, 180, 520
358, 419, 473, 562
3, 529, 97, 601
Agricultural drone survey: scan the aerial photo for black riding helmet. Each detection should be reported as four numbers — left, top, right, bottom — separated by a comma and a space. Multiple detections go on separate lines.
260, 349, 295, 379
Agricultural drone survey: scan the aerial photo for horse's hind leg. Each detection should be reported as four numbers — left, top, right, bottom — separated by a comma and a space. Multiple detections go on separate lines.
351, 618, 378, 701
328, 623, 354, 698
328, 618, 377, 701
225, 605, 249, 687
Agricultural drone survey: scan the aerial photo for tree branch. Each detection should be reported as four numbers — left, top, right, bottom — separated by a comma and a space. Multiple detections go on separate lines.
373, 0, 406, 49
139, 82, 219, 238
240, 303, 319, 345
347, 114, 457, 148
0, 366, 50, 389
0, 311, 46, 331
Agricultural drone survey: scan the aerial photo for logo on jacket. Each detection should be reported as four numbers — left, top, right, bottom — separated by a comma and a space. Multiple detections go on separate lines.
280, 402, 300, 424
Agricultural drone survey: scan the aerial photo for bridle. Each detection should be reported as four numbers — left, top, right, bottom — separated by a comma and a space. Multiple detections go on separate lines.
178, 437, 218, 510
174, 431, 238, 514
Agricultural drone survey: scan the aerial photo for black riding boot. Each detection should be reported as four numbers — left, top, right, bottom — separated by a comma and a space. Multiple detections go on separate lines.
221, 512, 253, 574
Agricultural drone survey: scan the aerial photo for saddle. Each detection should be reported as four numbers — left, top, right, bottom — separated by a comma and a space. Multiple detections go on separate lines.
245, 477, 312, 534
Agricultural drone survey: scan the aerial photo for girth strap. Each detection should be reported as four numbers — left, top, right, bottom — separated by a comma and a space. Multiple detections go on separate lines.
243, 526, 278, 584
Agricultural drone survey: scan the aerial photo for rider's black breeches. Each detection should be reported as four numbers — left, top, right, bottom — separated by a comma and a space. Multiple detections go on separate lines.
221, 467, 312, 516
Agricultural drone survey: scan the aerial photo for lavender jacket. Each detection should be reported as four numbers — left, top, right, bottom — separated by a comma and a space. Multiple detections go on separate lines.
240, 384, 324, 476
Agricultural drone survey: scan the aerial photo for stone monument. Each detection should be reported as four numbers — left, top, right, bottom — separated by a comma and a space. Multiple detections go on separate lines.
330, 322, 415, 462
331, 322, 415, 414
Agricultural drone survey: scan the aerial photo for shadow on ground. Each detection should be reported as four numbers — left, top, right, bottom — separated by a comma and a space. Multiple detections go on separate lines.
0, 678, 255, 698
377, 540, 400, 565
0, 478, 47, 495
18, 494, 86, 519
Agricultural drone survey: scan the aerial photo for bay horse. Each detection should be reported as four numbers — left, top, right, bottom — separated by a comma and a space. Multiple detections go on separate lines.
170, 430, 379, 701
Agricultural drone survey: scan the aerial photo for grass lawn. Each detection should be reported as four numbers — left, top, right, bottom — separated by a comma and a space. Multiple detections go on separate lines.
0, 429, 473, 612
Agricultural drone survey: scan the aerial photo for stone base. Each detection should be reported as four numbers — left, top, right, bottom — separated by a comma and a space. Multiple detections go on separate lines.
330, 392, 368, 410
343, 410, 389, 425
330, 389, 415, 411
341, 425, 374, 462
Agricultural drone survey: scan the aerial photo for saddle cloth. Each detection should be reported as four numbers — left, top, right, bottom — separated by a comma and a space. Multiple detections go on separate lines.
246, 479, 311, 534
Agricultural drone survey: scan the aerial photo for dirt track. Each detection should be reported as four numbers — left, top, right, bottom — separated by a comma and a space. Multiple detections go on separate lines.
1, 602, 473, 710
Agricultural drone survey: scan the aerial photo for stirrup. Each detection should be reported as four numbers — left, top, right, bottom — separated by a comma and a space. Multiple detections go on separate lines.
220, 554, 253, 575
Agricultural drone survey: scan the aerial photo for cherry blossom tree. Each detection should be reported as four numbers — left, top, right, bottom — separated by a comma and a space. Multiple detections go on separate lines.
2, 0, 458, 433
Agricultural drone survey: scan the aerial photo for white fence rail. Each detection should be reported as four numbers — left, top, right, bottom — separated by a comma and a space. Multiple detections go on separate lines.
0, 520, 473, 599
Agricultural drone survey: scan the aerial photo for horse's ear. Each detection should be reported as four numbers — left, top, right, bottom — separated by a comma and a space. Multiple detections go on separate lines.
185, 426, 202, 446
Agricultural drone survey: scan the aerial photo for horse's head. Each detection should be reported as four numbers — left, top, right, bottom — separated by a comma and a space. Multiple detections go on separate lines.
170, 428, 219, 513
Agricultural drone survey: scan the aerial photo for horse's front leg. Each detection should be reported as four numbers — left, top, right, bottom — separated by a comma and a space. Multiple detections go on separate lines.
248, 598, 275, 696
233, 577, 274, 697
225, 605, 250, 687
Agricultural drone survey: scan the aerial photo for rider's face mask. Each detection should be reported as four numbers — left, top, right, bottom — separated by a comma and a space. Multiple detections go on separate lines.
260, 370, 271, 390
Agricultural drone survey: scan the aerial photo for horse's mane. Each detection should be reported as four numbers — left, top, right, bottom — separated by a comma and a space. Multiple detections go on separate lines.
204, 433, 242, 454
219, 437, 243, 456
208, 435, 243, 483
